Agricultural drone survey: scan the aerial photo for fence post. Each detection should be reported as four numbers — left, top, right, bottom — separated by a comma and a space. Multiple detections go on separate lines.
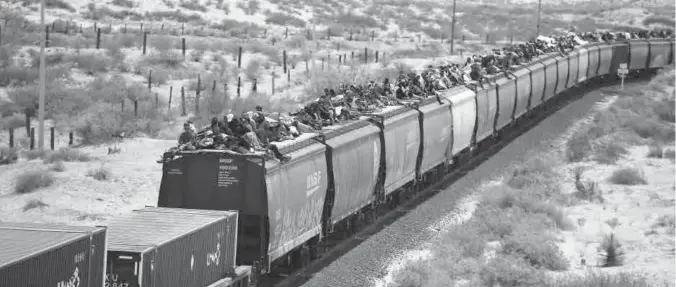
68, 132, 73, 146
364, 48, 368, 64
121, 99, 124, 112
168, 86, 173, 112
161, 23, 164, 31
321, 58, 324, 71
50, 127, 54, 150
195, 74, 201, 114
375, 51, 379, 63
181, 23, 184, 35
181, 86, 186, 116
338, 55, 342, 65
142, 31, 148, 55
351, 51, 354, 61
237, 77, 241, 98
25, 113, 30, 136
155, 93, 159, 108
79, 23, 82, 33
45, 25, 49, 48
327, 28, 331, 40
271, 71, 275, 95
349, 29, 353, 41
134, 100, 138, 117
30, 128, 34, 150
96, 28, 101, 49
94, 22, 97, 31
285, 26, 288, 39
147, 70, 152, 90
181, 38, 186, 57
237, 47, 242, 69
287, 69, 290, 86
371, 30, 375, 41
140, 23, 144, 31
8, 128, 13, 148
283, 50, 287, 74
124, 23, 127, 33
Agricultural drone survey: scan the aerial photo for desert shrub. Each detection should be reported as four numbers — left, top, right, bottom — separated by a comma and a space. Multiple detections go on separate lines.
111, 0, 134, 8
69, 54, 111, 75
265, 12, 306, 27
608, 167, 647, 185
146, 10, 206, 24
50, 161, 66, 172
0, 65, 39, 87
245, 59, 262, 82
23, 149, 50, 161
179, 1, 207, 12
22, 199, 49, 212
549, 272, 652, 287
0, 146, 20, 165
566, 127, 593, 162
141, 52, 183, 68
151, 36, 176, 52
44, 148, 92, 163
478, 254, 546, 287
572, 167, 604, 204
505, 157, 559, 195
46, 0, 76, 12
87, 166, 112, 181
501, 227, 569, 271
647, 144, 663, 158
599, 233, 625, 267
593, 141, 627, 164
438, 223, 486, 258
15, 170, 55, 194
664, 147, 675, 160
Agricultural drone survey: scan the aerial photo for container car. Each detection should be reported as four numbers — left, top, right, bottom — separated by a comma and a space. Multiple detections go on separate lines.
104, 207, 239, 287
0, 222, 107, 287
157, 38, 675, 280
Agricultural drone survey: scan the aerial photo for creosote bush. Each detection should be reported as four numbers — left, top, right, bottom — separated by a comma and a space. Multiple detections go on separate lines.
608, 167, 647, 185
599, 233, 625, 267
87, 166, 112, 181
14, 170, 55, 194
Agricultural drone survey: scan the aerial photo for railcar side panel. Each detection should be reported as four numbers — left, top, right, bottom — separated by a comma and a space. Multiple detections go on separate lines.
418, 100, 453, 174
541, 57, 558, 102
325, 125, 381, 225
628, 40, 650, 70
598, 44, 613, 76
555, 55, 569, 94
649, 40, 670, 68
265, 144, 328, 262
527, 62, 546, 110
586, 45, 601, 79
512, 67, 532, 120
494, 75, 517, 131
567, 50, 580, 87
610, 42, 630, 74
442, 87, 476, 156
382, 110, 421, 195
577, 47, 590, 83
474, 82, 498, 143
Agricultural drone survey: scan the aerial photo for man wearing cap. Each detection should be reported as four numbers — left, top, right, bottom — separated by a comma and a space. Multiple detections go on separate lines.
179, 121, 197, 145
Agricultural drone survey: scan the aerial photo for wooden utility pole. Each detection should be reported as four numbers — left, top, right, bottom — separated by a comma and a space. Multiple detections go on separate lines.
450, 0, 457, 54
38, 0, 46, 150
536, 0, 542, 37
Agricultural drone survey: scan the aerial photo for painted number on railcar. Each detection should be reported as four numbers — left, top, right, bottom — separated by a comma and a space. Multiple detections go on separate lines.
306, 171, 322, 197
105, 273, 130, 287
217, 158, 239, 188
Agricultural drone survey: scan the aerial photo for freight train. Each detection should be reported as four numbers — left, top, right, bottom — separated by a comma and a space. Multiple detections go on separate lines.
158, 38, 675, 279
0, 38, 673, 287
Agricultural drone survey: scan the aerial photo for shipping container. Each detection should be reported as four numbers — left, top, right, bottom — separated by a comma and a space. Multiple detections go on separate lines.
0, 222, 107, 287
206, 266, 252, 287
136, 206, 239, 276
105, 208, 237, 287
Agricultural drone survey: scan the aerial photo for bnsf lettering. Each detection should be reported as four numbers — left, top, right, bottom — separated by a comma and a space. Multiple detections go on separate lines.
306, 171, 322, 190
219, 165, 238, 171
219, 158, 233, 164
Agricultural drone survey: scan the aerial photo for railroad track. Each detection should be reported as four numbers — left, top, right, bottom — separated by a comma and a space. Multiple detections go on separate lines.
258, 70, 655, 287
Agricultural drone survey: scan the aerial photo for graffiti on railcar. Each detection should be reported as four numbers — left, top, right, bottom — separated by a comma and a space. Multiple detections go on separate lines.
206, 242, 221, 267
57, 267, 81, 287
274, 196, 324, 248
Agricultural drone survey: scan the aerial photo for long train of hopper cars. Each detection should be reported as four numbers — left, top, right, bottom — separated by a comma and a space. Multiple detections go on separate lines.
157, 37, 675, 283
0, 37, 672, 287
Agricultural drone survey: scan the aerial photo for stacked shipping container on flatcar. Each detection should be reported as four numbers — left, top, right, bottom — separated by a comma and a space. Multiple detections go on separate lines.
104, 207, 239, 287
0, 222, 107, 287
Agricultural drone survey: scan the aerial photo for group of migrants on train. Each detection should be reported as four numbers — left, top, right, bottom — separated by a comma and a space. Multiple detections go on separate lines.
164, 29, 674, 164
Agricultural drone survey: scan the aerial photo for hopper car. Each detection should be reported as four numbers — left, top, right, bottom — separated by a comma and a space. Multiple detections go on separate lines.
2, 38, 670, 287
158, 38, 674, 280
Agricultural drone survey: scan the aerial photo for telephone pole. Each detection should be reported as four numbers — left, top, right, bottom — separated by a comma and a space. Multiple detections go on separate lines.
450, 0, 457, 54
536, 0, 542, 37
38, 0, 46, 150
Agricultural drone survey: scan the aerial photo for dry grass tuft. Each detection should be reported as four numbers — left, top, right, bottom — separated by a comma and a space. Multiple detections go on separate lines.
87, 166, 112, 181
647, 144, 664, 158
550, 272, 652, 287
14, 170, 55, 194
43, 148, 92, 164
50, 161, 66, 172
22, 199, 49, 212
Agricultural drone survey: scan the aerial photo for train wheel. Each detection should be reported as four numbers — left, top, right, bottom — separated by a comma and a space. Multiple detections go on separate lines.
291, 244, 311, 268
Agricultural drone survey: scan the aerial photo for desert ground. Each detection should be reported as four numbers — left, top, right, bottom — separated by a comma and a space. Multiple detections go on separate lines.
0, 0, 674, 285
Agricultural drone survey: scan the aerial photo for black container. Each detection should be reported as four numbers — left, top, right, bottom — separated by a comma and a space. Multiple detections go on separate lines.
105, 207, 239, 287
0, 222, 107, 287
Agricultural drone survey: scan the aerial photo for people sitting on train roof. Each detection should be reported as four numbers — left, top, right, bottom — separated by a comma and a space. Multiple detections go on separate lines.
179, 121, 197, 145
